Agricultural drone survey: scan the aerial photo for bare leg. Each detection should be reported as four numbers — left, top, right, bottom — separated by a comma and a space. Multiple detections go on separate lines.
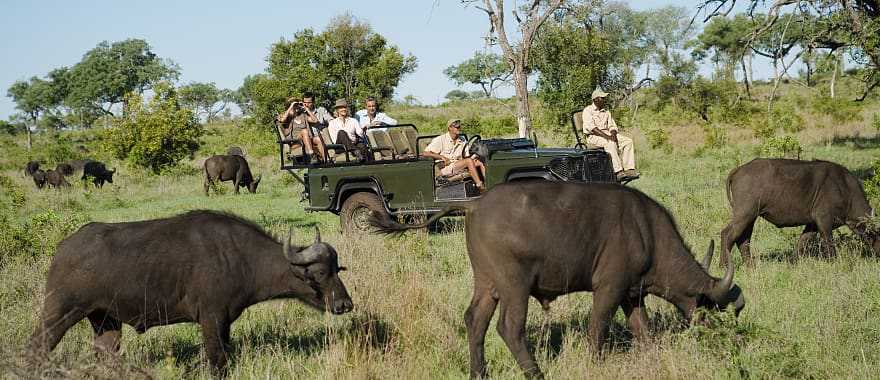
200, 316, 232, 374
621, 296, 649, 340
298, 129, 315, 154
88, 311, 122, 355
462, 159, 485, 188
495, 287, 542, 379
312, 137, 326, 161
464, 282, 498, 379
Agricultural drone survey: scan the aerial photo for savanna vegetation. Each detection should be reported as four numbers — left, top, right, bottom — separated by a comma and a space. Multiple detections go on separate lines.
3, 0, 880, 378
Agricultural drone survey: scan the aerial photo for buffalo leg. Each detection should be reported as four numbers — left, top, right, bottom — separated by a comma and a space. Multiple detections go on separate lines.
588, 286, 626, 355
815, 216, 837, 258
28, 305, 87, 357
495, 288, 542, 379
796, 224, 818, 258
204, 175, 213, 196
234, 171, 242, 194
464, 282, 498, 379
87, 311, 122, 355
200, 316, 232, 374
621, 296, 649, 340
721, 216, 757, 267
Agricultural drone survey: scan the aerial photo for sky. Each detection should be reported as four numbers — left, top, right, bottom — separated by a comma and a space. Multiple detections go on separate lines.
1, 0, 762, 120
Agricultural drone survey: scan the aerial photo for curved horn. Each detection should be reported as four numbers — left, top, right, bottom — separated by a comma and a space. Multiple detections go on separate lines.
709, 255, 736, 302
701, 240, 715, 271
255, 174, 262, 183
288, 245, 321, 265
314, 226, 321, 244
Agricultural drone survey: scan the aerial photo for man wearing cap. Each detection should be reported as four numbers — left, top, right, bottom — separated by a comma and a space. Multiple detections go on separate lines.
328, 98, 370, 160
422, 119, 487, 190
583, 89, 638, 181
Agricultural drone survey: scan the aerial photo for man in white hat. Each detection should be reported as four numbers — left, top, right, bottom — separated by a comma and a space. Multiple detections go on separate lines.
582, 88, 638, 181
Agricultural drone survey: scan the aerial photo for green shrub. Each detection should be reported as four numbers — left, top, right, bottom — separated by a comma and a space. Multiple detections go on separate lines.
103, 82, 202, 173
0, 175, 26, 208
759, 135, 803, 158
645, 127, 672, 153
702, 124, 728, 149
865, 160, 880, 207
771, 107, 805, 133
872, 113, 880, 132
810, 96, 863, 123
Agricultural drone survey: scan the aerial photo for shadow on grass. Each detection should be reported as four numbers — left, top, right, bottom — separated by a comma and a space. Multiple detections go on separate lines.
257, 213, 320, 230
823, 134, 880, 150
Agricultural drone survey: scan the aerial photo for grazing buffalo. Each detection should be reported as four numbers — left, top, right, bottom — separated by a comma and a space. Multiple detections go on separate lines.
25, 160, 40, 177
32, 169, 47, 189
45, 169, 69, 188
57, 159, 91, 177
27, 210, 353, 373
372, 182, 744, 379
227, 146, 244, 156
82, 161, 115, 188
721, 158, 878, 266
204, 154, 261, 195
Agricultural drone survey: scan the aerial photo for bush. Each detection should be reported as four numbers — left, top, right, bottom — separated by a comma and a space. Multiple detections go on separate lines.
103, 82, 202, 174
810, 96, 863, 123
865, 160, 880, 207
771, 107, 805, 133
645, 127, 672, 153
702, 124, 728, 149
759, 136, 802, 158
872, 113, 880, 132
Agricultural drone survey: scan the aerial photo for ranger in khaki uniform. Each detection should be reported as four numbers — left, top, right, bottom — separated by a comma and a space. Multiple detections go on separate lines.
582, 88, 639, 181
422, 119, 487, 190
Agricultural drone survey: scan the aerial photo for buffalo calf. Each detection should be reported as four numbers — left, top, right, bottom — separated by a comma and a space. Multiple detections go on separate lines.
32, 169, 47, 189
28, 210, 352, 372
204, 154, 261, 195
45, 169, 69, 188
721, 158, 878, 266
373, 182, 744, 379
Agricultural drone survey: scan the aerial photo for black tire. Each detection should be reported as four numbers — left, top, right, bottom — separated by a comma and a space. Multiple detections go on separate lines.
340, 192, 386, 234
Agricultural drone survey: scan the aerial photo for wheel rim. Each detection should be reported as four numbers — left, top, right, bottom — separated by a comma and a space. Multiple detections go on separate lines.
349, 204, 374, 232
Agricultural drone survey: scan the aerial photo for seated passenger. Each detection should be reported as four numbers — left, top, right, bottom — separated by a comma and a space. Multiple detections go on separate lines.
356, 96, 397, 129
276, 97, 325, 163
582, 88, 638, 181
328, 99, 370, 160
422, 119, 486, 190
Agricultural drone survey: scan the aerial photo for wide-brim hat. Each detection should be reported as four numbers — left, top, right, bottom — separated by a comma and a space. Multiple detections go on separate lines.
447, 118, 462, 128
333, 98, 349, 109
591, 88, 609, 99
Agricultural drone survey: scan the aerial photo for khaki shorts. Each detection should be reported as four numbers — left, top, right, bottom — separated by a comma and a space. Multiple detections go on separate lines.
440, 161, 464, 176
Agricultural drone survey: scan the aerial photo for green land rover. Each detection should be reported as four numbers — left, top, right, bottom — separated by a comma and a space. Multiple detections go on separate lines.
277, 117, 619, 233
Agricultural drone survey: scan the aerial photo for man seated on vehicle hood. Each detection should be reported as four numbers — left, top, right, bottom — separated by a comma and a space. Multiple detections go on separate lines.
422, 119, 487, 190
355, 96, 397, 129
582, 88, 639, 181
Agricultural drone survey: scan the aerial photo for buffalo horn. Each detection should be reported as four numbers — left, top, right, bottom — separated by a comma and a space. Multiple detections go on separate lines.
283, 227, 293, 258
314, 226, 321, 243
709, 254, 736, 302
288, 246, 321, 265
701, 240, 715, 271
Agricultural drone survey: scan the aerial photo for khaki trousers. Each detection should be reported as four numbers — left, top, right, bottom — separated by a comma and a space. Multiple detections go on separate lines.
586, 134, 635, 173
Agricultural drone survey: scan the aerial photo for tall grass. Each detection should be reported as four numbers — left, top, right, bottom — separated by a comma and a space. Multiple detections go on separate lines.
1, 83, 879, 378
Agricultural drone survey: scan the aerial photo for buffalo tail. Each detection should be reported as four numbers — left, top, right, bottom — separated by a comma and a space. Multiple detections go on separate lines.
369, 206, 468, 235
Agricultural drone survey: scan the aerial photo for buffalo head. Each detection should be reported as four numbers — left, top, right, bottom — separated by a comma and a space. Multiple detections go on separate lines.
106, 168, 116, 184
697, 241, 746, 317
248, 175, 261, 193
283, 227, 352, 314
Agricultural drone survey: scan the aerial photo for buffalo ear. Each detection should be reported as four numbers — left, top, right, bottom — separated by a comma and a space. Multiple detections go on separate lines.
110, 168, 116, 174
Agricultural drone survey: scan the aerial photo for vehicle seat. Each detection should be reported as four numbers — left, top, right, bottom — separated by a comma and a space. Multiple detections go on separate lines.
320, 128, 354, 163
389, 128, 414, 157
277, 124, 305, 163
571, 111, 603, 149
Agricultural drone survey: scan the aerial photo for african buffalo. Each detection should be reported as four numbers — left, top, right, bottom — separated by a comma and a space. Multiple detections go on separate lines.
204, 154, 261, 195
27, 210, 352, 373
721, 158, 878, 266
25, 160, 40, 177
82, 160, 115, 188
45, 169, 69, 188
57, 159, 91, 177
32, 169, 47, 189
372, 182, 744, 379
227, 146, 244, 156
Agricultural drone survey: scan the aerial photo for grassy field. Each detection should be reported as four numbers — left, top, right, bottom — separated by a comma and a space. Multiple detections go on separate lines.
1, 94, 879, 379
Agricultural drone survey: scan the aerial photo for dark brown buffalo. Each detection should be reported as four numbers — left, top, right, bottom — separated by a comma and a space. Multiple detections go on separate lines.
721, 158, 878, 266
57, 159, 91, 177
28, 210, 352, 372
372, 182, 744, 379
25, 160, 40, 177
204, 154, 262, 195
45, 169, 69, 188
82, 160, 115, 188
32, 169, 47, 189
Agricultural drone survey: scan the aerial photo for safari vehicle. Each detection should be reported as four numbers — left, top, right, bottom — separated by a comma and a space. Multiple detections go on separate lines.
277, 119, 618, 233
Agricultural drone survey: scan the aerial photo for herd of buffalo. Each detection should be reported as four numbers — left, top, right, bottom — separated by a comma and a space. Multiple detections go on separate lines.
19, 155, 878, 378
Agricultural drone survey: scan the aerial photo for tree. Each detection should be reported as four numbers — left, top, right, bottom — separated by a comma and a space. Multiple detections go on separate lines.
66, 39, 179, 116
465, 0, 565, 138
178, 82, 234, 123
103, 82, 201, 173
7, 77, 55, 149
445, 89, 473, 101
444, 51, 511, 97
692, 14, 756, 96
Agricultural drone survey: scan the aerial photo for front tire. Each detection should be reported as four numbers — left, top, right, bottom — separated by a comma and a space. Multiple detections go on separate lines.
340, 192, 386, 234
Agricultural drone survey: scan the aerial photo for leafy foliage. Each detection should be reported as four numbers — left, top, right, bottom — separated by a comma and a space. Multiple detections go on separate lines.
103, 82, 201, 173
759, 135, 803, 158
444, 51, 511, 97
178, 82, 234, 122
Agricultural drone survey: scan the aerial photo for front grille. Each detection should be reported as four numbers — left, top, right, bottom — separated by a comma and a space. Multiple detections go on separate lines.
549, 152, 614, 183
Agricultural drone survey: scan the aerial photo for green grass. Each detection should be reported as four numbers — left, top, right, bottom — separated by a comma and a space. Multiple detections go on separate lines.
1, 92, 879, 378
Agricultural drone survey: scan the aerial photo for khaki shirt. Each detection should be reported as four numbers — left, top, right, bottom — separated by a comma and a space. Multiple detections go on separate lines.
425, 133, 466, 162
582, 104, 618, 135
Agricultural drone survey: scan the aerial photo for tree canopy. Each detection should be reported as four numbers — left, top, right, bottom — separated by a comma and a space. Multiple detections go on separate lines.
444, 51, 511, 97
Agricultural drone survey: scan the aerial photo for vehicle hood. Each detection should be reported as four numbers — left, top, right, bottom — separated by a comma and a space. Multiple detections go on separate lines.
488, 147, 587, 160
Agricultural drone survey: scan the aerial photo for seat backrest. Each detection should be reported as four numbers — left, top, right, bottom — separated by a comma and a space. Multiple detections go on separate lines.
403, 128, 419, 153
572, 110, 584, 134
417, 135, 438, 156
320, 127, 333, 144
367, 128, 396, 159
388, 128, 412, 156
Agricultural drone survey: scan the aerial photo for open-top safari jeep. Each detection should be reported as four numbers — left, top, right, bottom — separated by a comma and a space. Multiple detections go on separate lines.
277, 121, 619, 233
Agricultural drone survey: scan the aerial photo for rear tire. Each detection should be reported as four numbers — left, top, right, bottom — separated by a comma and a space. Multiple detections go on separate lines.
340, 192, 386, 234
